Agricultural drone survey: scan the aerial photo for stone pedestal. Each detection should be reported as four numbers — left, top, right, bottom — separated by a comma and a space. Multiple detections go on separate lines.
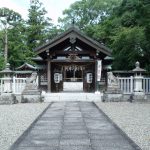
3, 78, 12, 93
22, 90, 42, 103
134, 76, 143, 92
103, 90, 123, 102
103, 72, 123, 102
21, 72, 42, 103
133, 92, 147, 102
0, 93, 16, 105
133, 76, 147, 102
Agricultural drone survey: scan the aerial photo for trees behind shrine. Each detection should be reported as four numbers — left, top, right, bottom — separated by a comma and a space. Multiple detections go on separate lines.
59, 0, 150, 71
0, 0, 60, 69
0, 0, 149, 71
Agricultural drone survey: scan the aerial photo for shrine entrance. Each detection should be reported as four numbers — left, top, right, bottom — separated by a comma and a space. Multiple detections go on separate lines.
51, 62, 95, 92
34, 26, 112, 93
64, 65, 83, 82
63, 65, 83, 92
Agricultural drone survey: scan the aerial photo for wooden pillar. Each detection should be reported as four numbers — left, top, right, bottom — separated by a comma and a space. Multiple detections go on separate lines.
81, 68, 83, 81
47, 50, 51, 92
64, 66, 66, 81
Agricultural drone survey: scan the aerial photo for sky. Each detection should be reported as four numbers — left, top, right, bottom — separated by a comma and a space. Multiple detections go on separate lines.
0, 0, 77, 24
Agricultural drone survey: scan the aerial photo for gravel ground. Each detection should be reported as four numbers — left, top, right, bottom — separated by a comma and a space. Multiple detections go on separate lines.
95, 102, 150, 150
0, 103, 49, 150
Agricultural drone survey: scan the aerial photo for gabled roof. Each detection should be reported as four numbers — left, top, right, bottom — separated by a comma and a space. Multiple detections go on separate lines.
35, 26, 111, 56
16, 63, 36, 70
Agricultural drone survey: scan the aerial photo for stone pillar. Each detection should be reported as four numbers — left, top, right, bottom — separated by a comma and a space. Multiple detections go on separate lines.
133, 75, 146, 101
134, 76, 144, 93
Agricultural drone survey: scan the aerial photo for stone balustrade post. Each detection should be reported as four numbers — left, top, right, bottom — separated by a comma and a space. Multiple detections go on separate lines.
132, 61, 147, 101
134, 75, 144, 94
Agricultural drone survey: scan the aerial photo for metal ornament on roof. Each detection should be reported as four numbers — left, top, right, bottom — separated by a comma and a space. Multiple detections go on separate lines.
68, 54, 80, 61
70, 35, 76, 44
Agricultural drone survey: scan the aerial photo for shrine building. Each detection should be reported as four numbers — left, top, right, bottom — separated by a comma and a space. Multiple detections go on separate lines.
33, 26, 112, 93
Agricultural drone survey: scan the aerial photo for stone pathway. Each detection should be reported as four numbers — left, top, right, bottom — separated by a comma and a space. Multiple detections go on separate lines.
10, 102, 141, 150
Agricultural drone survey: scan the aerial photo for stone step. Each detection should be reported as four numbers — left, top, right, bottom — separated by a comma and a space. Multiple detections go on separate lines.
44, 93, 102, 102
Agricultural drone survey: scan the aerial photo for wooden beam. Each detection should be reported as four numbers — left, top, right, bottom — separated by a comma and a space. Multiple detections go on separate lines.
47, 50, 51, 92
47, 60, 51, 92
35, 29, 111, 57
51, 59, 95, 63
95, 60, 97, 92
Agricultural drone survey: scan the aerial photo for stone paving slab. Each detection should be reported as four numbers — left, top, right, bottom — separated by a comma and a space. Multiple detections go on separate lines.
15, 146, 59, 150
19, 139, 59, 147
10, 102, 141, 150
60, 139, 91, 146
60, 145, 92, 150
61, 134, 88, 139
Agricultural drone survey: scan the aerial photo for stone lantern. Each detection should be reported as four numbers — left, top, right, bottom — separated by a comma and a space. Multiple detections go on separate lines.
0, 63, 16, 104
132, 61, 146, 101
0, 63, 13, 93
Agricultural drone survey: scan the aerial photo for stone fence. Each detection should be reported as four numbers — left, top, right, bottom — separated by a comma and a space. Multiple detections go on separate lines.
0, 76, 150, 95
118, 77, 150, 94
0, 77, 39, 95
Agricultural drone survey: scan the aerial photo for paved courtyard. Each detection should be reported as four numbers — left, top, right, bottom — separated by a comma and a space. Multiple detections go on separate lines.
10, 102, 141, 150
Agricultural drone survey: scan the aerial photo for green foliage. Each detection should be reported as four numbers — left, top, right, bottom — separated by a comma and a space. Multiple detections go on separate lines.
0, 7, 22, 25
27, 0, 53, 52
58, 0, 150, 71
0, 0, 60, 70
112, 27, 146, 69
26, 0, 61, 64
8, 22, 28, 69
111, 0, 150, 70
0, 8, 25, 70
0, 0, 149, 72
0, 56, 4, 69
58, 0, 121, 30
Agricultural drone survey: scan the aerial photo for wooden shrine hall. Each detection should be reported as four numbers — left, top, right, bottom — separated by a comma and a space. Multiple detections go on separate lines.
34, 26, 112, 93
